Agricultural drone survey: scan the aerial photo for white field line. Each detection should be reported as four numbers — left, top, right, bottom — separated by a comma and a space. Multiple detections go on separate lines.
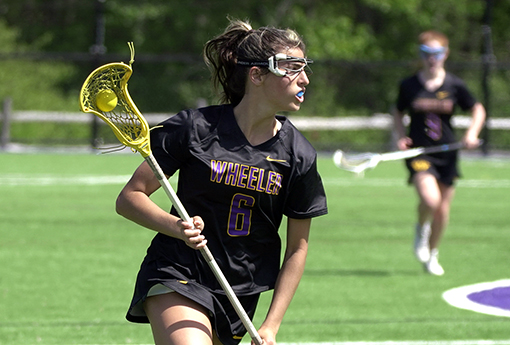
324, 178, 510, 189
240, 342, 510, 345
0, 174, 133, 186
271, 342, 510, 345
78, 341, 510, 345
0, 174, 509, 188
270, 342, 510, 345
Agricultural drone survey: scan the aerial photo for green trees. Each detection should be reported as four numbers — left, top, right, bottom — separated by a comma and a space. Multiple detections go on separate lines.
0, 0, 506, 116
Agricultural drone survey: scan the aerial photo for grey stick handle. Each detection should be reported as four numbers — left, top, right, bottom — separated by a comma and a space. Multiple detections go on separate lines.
144, 154, 263, 345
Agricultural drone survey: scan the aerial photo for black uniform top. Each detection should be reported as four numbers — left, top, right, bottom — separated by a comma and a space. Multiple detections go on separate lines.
396, 72, 477, 147
147, 104, 328, 296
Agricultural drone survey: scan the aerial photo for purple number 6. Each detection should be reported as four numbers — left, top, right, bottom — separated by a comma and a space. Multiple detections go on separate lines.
228, 194, 255, 236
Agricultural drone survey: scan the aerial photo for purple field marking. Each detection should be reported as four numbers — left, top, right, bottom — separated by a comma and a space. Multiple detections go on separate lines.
467, 286, 510, 311
443, 279, 510, 318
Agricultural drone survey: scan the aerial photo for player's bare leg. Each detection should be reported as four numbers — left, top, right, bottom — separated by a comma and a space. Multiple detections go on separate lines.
413, 172, 441, 263
144, 292, 220, 345
429, 182, 455, 250
413, 172, 453, 275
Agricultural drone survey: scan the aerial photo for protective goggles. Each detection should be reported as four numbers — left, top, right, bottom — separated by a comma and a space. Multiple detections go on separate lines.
419, 44, 447, 60
237, 53, 313, 77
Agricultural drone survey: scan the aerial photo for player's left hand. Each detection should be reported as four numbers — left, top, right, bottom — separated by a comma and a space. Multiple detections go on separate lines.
462, 134, 482, 150
253, 328, 275, 345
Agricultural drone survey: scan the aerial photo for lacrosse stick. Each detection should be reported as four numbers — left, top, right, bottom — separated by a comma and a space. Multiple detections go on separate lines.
333, 141, 475, 176
79, 43, 263, 345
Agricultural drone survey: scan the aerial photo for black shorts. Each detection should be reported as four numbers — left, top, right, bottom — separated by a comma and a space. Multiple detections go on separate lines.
126, 253, 261, 345
405, 151, 460, 186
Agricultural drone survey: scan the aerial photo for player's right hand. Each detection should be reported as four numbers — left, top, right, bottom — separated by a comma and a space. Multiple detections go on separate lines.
178, 216, 207, 249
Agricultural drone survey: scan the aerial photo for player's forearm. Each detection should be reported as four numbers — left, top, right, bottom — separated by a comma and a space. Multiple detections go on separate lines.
392, 109, 407, 139
116, 189, 182, 238
465, 102, 486, 138
260, 245, 308, 335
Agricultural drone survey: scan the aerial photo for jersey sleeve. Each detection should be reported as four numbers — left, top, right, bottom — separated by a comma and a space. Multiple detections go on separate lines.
284, 155, 328, 219
150, 110, 193, 177
396, 77, 413, 112
454, 78, 477, 111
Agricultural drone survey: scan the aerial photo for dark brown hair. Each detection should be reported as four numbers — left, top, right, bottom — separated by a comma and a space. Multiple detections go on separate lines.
203, 18, 307, 106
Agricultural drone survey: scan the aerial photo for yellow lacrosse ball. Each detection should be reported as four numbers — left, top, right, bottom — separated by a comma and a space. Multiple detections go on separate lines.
95, 89, 118, 112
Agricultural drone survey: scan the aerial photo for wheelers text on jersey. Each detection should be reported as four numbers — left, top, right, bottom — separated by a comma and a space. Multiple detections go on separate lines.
210, 160, 283, 195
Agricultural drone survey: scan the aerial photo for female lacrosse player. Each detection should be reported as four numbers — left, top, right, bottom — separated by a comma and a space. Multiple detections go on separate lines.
116, 18, 327, 345
393, 30, 485, 276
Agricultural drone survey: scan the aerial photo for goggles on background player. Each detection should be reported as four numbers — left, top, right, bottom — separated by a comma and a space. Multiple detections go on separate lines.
237, 53, 313, 77
419, 44, 447, 61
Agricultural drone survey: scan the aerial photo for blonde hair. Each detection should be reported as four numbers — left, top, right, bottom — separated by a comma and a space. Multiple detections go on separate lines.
203, 18, 306, 106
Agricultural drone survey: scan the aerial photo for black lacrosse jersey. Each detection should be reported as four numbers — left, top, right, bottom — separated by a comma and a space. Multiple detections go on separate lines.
146, 104, 327, 295
396, 72, 477, 148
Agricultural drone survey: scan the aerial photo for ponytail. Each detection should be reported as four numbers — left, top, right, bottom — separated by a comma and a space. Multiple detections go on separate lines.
204, 18, 306, 106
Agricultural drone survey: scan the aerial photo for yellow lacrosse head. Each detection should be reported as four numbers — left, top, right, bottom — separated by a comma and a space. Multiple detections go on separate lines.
79, 42, 151, 157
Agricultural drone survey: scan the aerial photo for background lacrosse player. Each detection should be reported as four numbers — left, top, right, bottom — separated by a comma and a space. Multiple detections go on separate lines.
116, 18, 327, 345
392, 30, 485, 276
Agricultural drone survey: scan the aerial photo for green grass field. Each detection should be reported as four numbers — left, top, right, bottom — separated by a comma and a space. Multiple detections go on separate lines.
0, 151, 509, 344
